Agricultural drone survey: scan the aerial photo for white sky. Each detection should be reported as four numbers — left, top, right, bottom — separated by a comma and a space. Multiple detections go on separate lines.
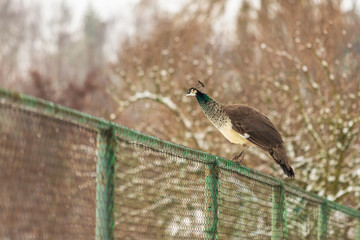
25, 0, 191, 60
27, 0, 188, 29
27, 0, 359, 32
24, 0, 359, 61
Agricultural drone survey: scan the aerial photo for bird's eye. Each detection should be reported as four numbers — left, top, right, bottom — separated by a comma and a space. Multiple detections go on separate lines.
187, 89, 191, 94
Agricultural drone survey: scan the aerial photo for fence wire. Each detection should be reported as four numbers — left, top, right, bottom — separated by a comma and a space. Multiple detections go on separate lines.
0, 103, 97, 239
0, 88, 360, 240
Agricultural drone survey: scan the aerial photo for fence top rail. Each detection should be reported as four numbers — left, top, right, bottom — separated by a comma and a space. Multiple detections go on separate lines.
1, 87, 359, 218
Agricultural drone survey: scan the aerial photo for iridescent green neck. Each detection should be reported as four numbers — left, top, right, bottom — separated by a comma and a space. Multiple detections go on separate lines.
195, 91, 228, 129
196, 91, 214, 105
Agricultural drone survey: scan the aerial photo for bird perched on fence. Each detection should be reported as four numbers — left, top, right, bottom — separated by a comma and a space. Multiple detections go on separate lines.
186, 84, 294, 178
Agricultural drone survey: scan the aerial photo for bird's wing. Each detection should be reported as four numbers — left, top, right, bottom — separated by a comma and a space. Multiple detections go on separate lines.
223, 104, 283, 150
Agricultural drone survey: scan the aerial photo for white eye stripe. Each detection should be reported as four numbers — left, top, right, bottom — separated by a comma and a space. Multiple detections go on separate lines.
244, 133, 250, 139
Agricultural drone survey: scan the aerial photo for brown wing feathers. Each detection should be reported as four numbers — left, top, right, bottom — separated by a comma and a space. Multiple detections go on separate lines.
223, 105, 282, 149
223, 104, 294, 177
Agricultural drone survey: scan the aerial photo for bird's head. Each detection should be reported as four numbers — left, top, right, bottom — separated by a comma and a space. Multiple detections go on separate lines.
186, 87, 198, 97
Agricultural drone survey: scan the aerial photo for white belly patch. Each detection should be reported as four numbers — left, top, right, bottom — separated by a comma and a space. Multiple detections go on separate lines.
218, 122, 251, 145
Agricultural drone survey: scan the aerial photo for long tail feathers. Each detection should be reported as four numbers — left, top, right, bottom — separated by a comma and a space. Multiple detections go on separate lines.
270, 145, 295, 178
279, 163, 295, 178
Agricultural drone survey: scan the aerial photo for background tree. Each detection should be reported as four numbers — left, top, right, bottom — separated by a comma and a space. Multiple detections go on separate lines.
0, 0, 40, 86
108, 0, 360, 208
0, 0, 359, 209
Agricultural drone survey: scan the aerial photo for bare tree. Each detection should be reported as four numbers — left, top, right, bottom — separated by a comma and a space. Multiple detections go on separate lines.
108, 0, 360, 208
242, 0, 360, 207
0, 0, 40, 87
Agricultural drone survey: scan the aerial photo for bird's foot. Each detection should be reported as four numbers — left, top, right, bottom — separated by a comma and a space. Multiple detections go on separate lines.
232, 151, 245, 166
231, 154, 240, 161
236, 158, 245, 166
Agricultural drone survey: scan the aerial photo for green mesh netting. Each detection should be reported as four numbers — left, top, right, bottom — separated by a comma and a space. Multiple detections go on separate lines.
327, 209, 358, 240
0, 88, 360, 240
114, 138, 206, 239
218, 168, 274, 239
0, 104, 97, 239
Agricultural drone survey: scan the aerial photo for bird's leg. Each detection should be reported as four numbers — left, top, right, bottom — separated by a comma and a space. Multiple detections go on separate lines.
232, 151, 245, 163
232, 145, 248, 166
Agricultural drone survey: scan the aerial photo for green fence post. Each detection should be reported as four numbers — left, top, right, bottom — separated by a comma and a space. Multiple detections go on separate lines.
96, 127, 116, 240
204, 162, 219, 240
356, 218, 360, 240
272, 181, 288, 240
318, 199, 329, 240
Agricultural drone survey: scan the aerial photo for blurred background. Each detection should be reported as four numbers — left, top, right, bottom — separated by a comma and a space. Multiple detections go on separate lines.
1, 0, 359, 208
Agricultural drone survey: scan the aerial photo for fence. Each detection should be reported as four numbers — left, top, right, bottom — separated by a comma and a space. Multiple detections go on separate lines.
0, 87, 359, 240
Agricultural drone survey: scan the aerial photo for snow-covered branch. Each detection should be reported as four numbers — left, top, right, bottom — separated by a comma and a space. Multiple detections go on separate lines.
107, 89, 200, 148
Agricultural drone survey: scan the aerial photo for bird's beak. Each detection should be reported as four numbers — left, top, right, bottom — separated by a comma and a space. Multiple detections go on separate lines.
185, 93, 196, 97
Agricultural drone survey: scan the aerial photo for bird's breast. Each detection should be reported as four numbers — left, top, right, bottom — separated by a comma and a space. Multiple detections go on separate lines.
218, 122, 252, 145
200, 102, 251, 145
